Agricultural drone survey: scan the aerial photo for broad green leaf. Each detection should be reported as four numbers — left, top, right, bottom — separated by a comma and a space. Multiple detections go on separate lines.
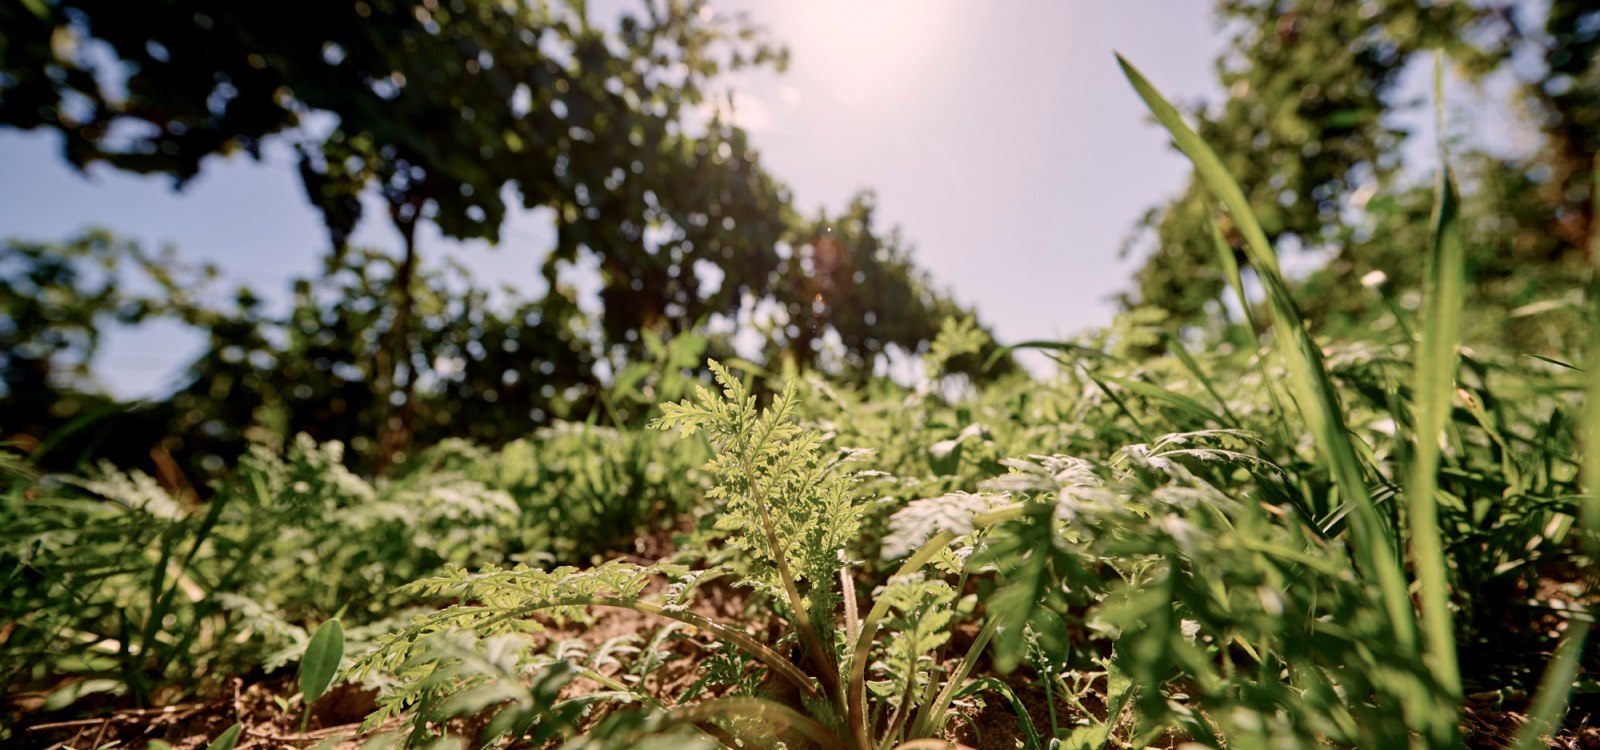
206, 723, 244, 750
300, 619, 345, 705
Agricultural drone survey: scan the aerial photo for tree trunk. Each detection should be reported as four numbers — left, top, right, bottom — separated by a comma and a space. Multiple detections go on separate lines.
373, 206, 421, 475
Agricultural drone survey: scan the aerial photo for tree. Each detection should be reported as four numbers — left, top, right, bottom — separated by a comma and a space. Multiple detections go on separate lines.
0, 0, 782, 244
769, 192, 1014, 382
1125, 0, 1596, 335
0, 231, 215, 473
1, 0, 792, 463
165, 248, 605, 473
0, 231, 609, 477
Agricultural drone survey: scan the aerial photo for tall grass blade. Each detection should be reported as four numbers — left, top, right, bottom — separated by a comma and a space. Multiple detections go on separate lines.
1115, 53, 1417, 653
1116, 53, 1457, 746
1510, 154, 1600, 750
1509, 618, 1592, 750
1207, 216, 1295, 451
1404, 54, 1465, 733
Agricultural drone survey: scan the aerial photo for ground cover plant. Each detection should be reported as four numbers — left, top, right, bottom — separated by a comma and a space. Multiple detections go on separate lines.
0, 426, 706, 729
3, 45, 1599, 750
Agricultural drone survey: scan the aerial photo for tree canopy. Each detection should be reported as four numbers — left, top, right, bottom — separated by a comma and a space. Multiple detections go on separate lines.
1127, 0, 1597, 340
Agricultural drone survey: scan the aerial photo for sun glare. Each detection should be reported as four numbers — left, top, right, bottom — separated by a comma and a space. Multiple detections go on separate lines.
772, 0, 956, 107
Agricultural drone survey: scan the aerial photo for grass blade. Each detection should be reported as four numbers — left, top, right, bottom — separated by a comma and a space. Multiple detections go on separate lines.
1162, 331, 1240, 424
1100, 372, 1227, 427
1113, 48, 1440, 742
1510, 154, 1600, 750
1582, 156, 1600, 562
1523, 353, 1583, 372
1509, 152, 1600, 750
1115, 53, 1416, 656
1404, 54, 1465, 732
1509, 618, 1592, 750
948, 677, 1042, 750
1207, 215, 1296, 452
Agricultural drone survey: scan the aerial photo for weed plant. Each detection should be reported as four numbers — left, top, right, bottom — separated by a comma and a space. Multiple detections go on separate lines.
0, 426, 705, 721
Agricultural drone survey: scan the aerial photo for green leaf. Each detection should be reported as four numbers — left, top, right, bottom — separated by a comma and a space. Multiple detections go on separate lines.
301, 619, 346, 705
42, 678, 123, 711
206, 723, 244, 750
1510, 619, 1593, 750
952, 677, 1043, 750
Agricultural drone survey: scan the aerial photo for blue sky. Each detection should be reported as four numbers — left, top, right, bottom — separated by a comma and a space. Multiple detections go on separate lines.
1, 3, 1234, 396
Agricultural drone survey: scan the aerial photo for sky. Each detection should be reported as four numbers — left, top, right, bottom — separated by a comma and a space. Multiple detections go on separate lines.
0, 2, 1232, 397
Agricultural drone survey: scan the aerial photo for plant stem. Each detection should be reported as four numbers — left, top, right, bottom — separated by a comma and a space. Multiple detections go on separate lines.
910, 613, 1003, 739
848, 503, 1027, 747
414, 596, 823, 702
664, 697, 854, 750
847, 530, 957, 748
737, 449, 847, 710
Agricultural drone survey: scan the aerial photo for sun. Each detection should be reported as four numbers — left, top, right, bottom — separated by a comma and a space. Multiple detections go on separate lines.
763, 0, 958, 107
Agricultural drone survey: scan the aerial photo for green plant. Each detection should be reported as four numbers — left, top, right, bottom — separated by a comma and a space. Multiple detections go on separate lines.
0, 430, 633, 715
299, 618, 345, 733
932, 53, 1598, 749
353, 360, 1031, 749
205, 723, 243, 750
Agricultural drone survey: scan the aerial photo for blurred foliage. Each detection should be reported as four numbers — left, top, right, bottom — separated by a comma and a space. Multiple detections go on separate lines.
1299, 149, 1589, 348
0, 422, 708, 713
768, 191, 1014, 382
1128, 0, 1596, 348
2, 0, 787, 464
0, 229, 997, 480
1, 233, 606, 476
0, 0, 782, 247
0, 231, 214, 472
